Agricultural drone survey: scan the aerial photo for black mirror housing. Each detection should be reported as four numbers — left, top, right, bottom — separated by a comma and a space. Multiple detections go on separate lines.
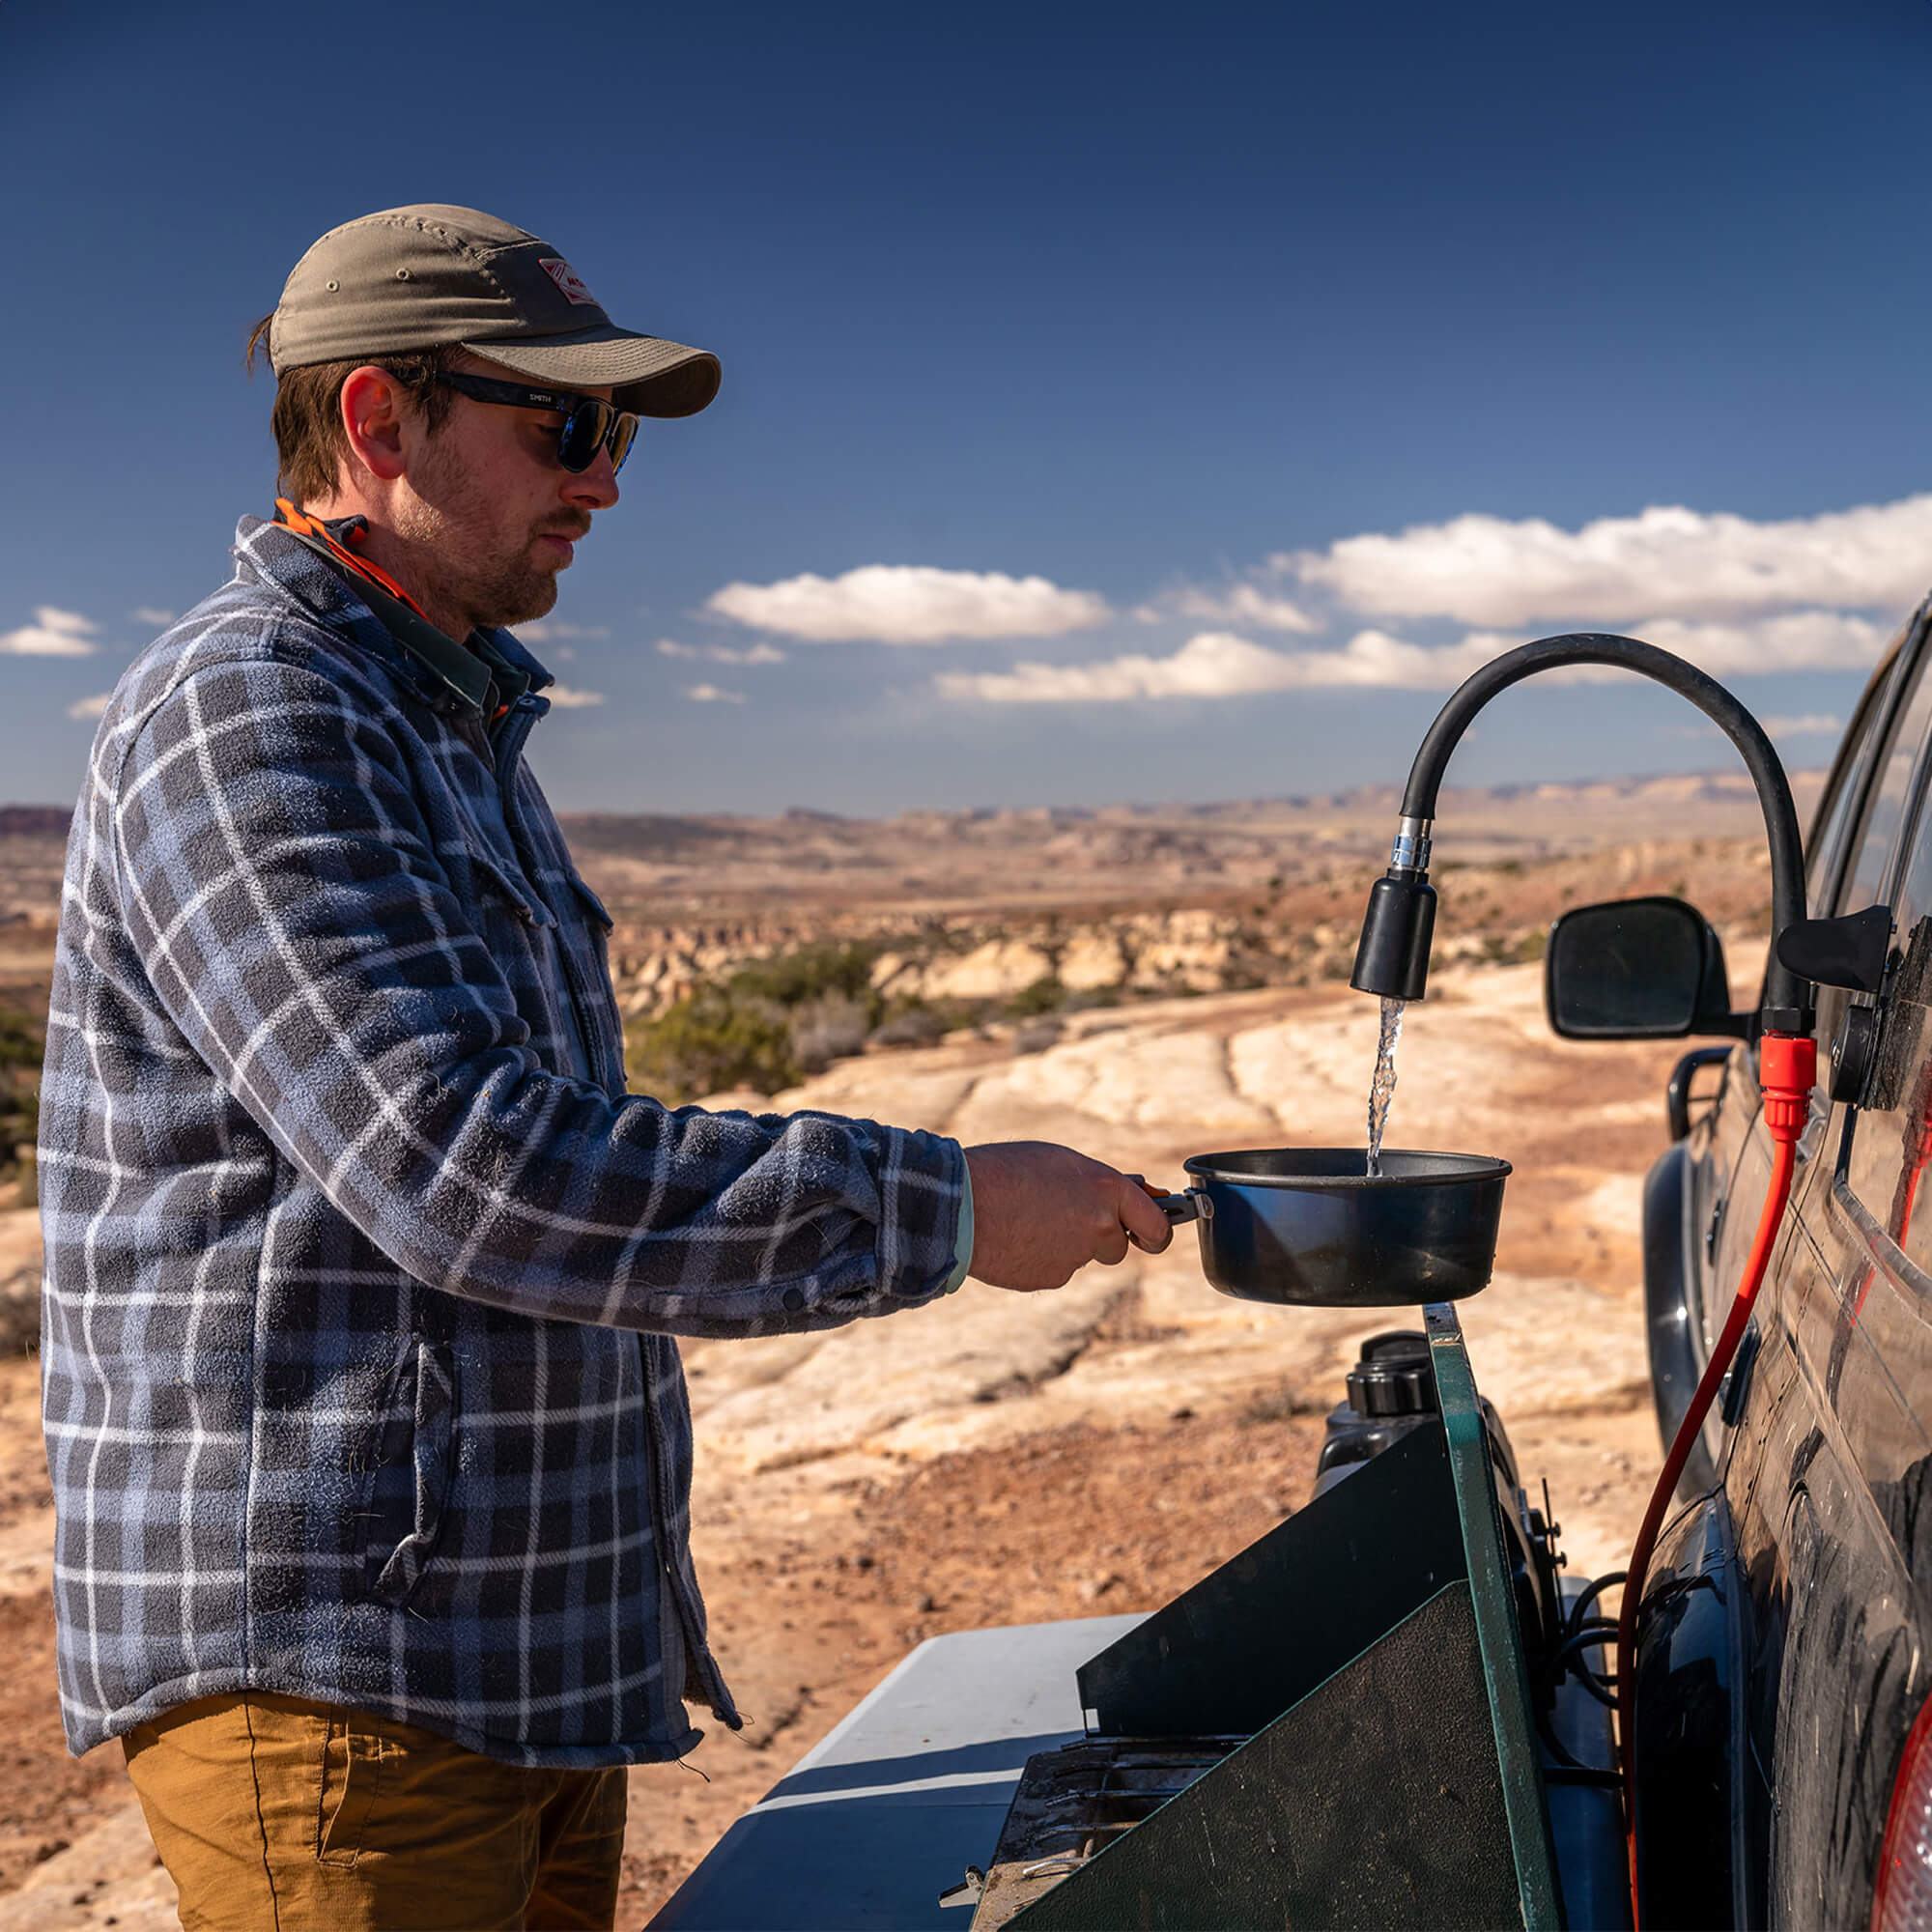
1546, 895, 1745, 1039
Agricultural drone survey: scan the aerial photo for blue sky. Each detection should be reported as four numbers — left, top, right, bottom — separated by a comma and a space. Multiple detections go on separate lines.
4, 0, 1930, 814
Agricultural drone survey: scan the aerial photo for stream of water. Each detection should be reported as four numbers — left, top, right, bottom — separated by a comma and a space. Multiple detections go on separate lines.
1365, 995, 1406, 1177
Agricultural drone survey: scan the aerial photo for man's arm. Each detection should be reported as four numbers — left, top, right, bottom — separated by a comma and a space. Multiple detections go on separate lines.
110, 656, 970, 1337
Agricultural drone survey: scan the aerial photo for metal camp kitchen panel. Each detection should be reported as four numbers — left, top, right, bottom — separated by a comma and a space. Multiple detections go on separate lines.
656, 1308, 1565, 1929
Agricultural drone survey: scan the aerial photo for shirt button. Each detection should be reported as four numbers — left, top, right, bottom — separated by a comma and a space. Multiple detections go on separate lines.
781, 1289, 806, 1313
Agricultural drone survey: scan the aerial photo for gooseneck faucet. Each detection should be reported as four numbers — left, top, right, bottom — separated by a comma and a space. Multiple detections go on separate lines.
1347, 631, 1837, 1875
1349, 632, 1814, 1035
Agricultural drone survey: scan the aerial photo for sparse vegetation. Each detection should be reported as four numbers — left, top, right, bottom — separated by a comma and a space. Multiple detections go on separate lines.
1008, 976, 1067, 1018
868, 1005, 948, 1049
628, 984, 799, 1103
1482, 929, 1549, 966
0, 1005, 40, 1191
625, 948, 1115, 1100
790, 993, 872, 1070
1239, 1385, 1307, 1427
627, 942, 888, 1103
723, 943, 879, 1011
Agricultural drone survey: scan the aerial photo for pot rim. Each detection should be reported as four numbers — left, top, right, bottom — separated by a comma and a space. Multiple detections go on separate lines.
1182, 1148, 1513, 1191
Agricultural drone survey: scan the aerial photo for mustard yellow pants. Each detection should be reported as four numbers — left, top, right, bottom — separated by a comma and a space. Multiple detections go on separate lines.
122, 1691, 626, 1930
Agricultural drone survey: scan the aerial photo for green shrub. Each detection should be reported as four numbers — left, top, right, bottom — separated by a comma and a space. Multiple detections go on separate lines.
0, 1006, 42, 1183
1006, 976, 1066, 1018
1064, 986, 1121, 1011
1481, 929, 1548, 966
629, 989, 797, 1104
729, 942, 879, 1009
627, 941, 889, 1103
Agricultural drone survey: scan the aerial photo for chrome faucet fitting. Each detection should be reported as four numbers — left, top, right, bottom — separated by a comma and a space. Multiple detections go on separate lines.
1390, 815, 1433, 873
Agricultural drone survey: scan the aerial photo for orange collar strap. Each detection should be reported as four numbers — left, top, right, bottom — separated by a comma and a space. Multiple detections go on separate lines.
273, 500, 434, 623
271, 500, 502, 717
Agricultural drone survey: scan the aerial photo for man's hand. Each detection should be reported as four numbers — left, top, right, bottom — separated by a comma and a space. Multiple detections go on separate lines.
962, 1141, 1175, 1292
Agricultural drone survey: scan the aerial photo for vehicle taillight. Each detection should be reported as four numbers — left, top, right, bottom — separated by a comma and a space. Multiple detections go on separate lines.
1873, 1691, 1932, 1930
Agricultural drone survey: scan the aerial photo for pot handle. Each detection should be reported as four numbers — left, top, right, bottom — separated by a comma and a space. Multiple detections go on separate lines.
1128, 1177, 1212, 1225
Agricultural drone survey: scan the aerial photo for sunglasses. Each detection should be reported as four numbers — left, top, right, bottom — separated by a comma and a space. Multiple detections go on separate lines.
433, 371, 639, 475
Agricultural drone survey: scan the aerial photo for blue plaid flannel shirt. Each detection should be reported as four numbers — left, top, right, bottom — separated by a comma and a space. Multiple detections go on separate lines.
38, 515, 968, 1765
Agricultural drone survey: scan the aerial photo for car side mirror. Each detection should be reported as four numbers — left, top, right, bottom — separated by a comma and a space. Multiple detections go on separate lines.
1546, 895, 1747, 1039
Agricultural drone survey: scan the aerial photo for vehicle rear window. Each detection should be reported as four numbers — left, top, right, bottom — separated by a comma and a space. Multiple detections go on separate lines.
1808, 635, 1906, 913
1844, 667, 1932, 1271
1804, 639, 1932, 1094
1840, 659, 1932, 921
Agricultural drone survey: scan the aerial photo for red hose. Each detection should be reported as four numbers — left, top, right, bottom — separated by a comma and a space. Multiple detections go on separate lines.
1618, 1031, 1814, 1926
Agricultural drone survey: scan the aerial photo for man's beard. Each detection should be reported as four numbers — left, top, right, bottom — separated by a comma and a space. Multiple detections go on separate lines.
395, 457, 587, 634
453, 544, 566, 631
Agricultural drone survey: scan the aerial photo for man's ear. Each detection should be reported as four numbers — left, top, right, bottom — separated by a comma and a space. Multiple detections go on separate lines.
338, 366, 412, 485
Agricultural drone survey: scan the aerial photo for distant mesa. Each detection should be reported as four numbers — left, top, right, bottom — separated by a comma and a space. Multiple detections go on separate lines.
0, 807, 71, 838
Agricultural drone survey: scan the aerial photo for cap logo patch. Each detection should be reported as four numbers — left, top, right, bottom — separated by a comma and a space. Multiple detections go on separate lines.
538, 258, 599, 307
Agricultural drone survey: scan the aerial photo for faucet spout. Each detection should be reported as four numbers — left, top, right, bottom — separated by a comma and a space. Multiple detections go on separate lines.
1350, 872, 1436, 1001
1350, 820, 1437, 1001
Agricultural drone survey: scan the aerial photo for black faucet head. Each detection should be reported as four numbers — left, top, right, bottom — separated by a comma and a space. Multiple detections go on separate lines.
1350, 869, 1437, 1002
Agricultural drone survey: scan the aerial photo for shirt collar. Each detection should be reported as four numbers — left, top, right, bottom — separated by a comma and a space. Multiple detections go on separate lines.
234, 512, 556, 718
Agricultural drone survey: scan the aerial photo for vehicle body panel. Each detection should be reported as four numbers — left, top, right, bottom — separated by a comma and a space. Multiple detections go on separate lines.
1631, 601, 1932, 1927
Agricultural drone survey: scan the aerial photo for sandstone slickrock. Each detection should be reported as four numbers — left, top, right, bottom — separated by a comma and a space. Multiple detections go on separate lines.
0, 1803, 177, 1930
909, 938, 1056, 1003
684, 1274, 1127, 1473
1057, 930, 1127, 991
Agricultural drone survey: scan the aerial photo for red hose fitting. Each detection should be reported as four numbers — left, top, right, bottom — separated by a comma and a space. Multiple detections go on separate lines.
1758, 1032, 1816, 1142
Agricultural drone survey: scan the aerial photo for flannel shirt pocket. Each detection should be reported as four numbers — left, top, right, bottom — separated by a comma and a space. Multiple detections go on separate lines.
359, 1340, 457, 1607
461, 844, 556, 930
565, 871, 614, 934
558, 870, 625, 1090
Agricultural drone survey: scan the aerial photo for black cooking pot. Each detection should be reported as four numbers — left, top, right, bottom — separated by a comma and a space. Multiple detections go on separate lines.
1160, 1148, 1511, 1308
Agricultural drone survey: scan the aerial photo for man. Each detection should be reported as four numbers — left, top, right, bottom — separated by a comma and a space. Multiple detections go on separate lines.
39, 204, 1171, 1929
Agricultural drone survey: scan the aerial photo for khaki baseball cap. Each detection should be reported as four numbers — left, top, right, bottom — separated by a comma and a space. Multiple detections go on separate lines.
270, 204, 720, 418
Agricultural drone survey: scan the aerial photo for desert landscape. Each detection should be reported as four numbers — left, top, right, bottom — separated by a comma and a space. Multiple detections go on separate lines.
0, 772, 1817, 1927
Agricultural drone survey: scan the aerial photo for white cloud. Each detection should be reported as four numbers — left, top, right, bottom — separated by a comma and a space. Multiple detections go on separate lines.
939, 607, 1891, 705
687, 683, 746, 704
657, 638, 786, 665
544, 683, 605, 708
937, 631, 1378, 703
1285, 496, 1932, 627
705, 565, 1110, 643
1144, 583, 1320, 633
517, 620, 611, 640
1762, 713, 1845, 739
1, 607, 99, 658
67, 693, 110, 721
939, 629, 1526, 702
130, 607, 175, 627
1624, 609, 1888, 676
